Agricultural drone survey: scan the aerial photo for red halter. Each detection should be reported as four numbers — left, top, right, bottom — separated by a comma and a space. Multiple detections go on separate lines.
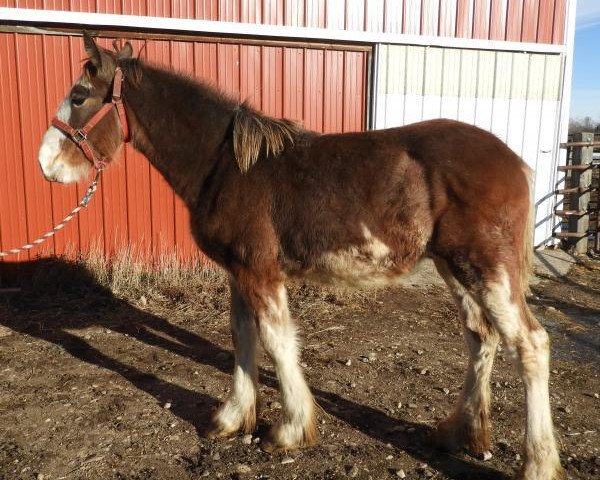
51, 67, 129, 171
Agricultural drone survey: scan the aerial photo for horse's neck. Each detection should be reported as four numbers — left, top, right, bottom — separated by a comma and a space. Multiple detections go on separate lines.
123, 63, 235, 204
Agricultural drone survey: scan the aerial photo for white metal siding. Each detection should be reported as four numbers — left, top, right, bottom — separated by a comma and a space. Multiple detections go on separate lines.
374, 44, 564, 246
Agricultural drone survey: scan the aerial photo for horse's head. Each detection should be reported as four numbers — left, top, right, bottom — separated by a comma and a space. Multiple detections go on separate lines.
38, 32, 132, 183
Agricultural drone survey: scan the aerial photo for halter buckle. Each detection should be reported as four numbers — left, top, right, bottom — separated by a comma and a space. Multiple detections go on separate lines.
73, 129, 87, 143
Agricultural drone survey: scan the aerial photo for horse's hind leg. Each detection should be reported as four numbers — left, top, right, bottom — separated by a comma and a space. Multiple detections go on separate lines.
207, 279, 258, 437
433, 258, 499, 459
479, 266, 563, 480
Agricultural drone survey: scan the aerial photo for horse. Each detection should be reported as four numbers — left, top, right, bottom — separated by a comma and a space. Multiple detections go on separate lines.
38, 33, 564, 480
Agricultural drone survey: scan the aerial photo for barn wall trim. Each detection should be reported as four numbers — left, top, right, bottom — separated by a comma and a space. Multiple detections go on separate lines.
0, 7, 566, 55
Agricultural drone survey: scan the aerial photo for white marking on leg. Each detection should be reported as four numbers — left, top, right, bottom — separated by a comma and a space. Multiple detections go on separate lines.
460, 318, 498, 455
482, 267, 561, 478
212, 330, 257, 433
521, 328, 561, 478
259, 285, 315, 448
212, 284, 257, 435
434, 259, 497, 454
481, 269, 521, 359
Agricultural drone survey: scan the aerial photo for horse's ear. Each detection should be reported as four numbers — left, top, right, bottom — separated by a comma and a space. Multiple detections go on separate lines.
83, 31, 102, 67
118, 41, 133, 60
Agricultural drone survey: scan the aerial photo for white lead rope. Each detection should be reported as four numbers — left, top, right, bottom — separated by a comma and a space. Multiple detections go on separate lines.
0, 171, 101, 258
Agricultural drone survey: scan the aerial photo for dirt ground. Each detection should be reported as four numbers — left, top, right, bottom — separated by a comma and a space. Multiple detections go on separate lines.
0, 257, 598, 480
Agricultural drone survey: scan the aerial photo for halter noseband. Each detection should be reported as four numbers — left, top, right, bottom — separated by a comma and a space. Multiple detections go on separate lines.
51, 66, 129, 171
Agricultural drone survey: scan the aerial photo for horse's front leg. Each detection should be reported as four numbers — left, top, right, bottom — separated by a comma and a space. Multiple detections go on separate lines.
207, 279, 258, 437
253, 282, 317, 452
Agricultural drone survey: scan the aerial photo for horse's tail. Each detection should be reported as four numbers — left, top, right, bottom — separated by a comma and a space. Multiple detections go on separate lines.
520, 165, 535, 295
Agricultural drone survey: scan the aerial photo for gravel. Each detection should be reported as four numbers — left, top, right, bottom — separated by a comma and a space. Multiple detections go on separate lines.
235, 463, 251, 474
345, 464, 359, 477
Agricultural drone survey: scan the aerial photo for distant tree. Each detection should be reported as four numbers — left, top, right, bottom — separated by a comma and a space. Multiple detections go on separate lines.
569, 116, 599, 134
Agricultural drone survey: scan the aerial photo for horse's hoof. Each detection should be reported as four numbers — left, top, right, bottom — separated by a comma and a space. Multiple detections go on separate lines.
205, 426, 235, 439
204, 418, 238, 440
259, 437, 279, 454
515, 462, 566, 480
205, 402, 257, 440
259, 431, 301, 454
432, 418, 491, 458
260, 416, 318, 454
259, 430, 297, 454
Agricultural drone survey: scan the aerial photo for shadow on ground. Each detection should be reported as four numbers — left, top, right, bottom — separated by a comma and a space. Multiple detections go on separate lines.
0, 258, 509, 479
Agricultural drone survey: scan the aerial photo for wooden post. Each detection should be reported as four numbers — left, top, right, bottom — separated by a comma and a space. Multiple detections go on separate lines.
568, 132, 593, 253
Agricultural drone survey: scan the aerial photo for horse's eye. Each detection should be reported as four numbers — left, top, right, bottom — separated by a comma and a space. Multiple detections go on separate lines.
72, 97, 85, 107
85, 62, 97, 77
71, 92, 88, 107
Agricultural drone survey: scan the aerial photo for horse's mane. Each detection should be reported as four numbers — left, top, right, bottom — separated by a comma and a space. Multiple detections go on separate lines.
232, 103, 299, 173
120, 56, 299, 174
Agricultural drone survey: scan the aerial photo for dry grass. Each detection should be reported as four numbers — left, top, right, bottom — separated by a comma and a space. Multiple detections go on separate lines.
1, 244, 374, 313
84, 246, 223, 295
73, 245, 230, 309
89, 248, 371, 308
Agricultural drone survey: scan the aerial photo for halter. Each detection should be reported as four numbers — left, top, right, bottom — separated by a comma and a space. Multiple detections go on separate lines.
51, 66, 129, 171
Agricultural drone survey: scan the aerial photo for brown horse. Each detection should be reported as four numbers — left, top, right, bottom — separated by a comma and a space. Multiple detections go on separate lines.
38, 34, 563, 480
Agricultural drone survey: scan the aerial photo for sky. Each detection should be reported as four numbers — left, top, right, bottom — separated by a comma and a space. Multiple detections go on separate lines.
570, 0, 600, 120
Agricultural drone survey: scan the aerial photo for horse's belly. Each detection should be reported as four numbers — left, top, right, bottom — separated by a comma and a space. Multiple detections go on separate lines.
283, 229, 417, 288
309, 252, 406, 288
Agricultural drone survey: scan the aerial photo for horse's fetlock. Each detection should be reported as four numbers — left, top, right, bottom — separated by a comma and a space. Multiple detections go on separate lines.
433, 414, 491, 456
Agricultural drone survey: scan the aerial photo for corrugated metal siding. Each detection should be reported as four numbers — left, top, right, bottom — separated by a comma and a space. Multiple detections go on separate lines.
375, 44, 564, 246
3, 0, 568, 45
0, 31, 366, 262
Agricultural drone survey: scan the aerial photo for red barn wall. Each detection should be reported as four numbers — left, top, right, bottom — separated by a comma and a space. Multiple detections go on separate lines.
0, 31, 366, 263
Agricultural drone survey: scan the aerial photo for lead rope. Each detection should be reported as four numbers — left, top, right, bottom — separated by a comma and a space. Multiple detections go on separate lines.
0, 171, 101, 258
